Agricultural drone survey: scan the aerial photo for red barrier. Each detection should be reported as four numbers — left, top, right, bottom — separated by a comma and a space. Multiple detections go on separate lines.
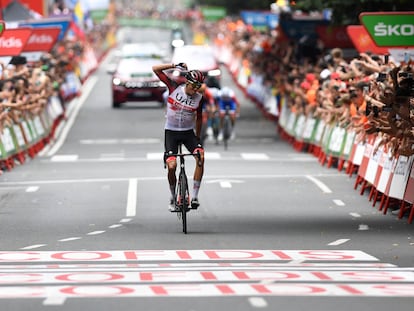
399, 164, 414, 223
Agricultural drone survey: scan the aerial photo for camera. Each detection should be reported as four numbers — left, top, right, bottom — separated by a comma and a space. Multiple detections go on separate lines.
377, 72, 387, 82
365, 101, 378, 117
365, 101, 392, 118
397, 71, 414, 96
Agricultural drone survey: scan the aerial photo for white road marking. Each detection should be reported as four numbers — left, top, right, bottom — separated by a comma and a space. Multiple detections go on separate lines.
127, 178, 138, 217
350, 213, 361, 218
305, 175, 332, 193
43, 297, 66, 305
0, 174, 342, 187
205, 152, 221, 159
147, 152, 163, 160
50, 154, 79, 162
220, 181, 232, 188
20, 244, 46, 250
333, 199, 345, 206
40, 154, 336, 163
100, 153, 125, 158
248, 297, 268, 308
44, 76, 98, 157
96, 157, 125, 161
109, 224, 123, 228
288, 260, 305, 265
87, 231, 106, 235
359, 224, 370, 231
328, 239, 350, 246
58, 237, 82, 242
25, 186, 39, 192
241, 153, 269, 160
80, 138, 160, 144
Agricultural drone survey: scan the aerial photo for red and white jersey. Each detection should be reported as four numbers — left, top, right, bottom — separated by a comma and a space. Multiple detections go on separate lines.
165, 84, 203, 131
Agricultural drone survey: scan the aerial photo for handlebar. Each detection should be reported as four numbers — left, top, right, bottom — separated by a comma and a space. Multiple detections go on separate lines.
164, 150, 202, 167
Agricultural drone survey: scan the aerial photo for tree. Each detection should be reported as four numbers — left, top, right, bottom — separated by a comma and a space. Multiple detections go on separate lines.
195, 0, 413, 25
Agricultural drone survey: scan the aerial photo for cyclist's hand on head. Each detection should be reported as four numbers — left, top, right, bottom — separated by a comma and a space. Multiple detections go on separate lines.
175, 63, 188, 70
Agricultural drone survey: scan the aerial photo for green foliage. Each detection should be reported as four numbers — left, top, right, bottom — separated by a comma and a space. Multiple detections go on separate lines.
196, 0, 413, 24
195, 0, 274, 15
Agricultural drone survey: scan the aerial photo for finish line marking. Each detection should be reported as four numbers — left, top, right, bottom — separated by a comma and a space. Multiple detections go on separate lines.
0, 250, 413, 299
0, 250, 378, 262
1, 283, 414, 298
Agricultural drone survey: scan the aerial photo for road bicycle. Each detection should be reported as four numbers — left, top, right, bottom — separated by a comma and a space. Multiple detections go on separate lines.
169, 143, 201, 234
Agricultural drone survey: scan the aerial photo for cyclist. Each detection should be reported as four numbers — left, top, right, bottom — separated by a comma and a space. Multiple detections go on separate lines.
217, 86, 240, 140
200, 87, 219, 143
152, 62, 205, 211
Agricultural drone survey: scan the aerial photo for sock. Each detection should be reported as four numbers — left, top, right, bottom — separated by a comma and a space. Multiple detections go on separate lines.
192, 180, 201, 199
170, 184, 175, 199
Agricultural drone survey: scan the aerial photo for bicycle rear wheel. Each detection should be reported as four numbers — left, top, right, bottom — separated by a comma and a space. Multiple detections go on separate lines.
211, 112, 220, 145
223, 115, 232, 150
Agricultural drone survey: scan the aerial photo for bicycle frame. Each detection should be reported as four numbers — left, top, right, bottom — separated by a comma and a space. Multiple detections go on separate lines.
169, 143, 201, 234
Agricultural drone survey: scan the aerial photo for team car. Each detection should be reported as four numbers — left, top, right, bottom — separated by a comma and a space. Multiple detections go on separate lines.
108, 57, 167, 108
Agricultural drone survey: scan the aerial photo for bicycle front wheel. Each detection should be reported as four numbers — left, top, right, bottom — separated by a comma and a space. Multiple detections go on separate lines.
178, 171, 189, 233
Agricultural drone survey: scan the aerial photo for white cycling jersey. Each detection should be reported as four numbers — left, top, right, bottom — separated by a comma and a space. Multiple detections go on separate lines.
165, 84, 203, 131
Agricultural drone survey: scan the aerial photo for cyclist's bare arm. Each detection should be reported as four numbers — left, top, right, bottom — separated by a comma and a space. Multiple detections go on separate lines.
152, 63, 177, 93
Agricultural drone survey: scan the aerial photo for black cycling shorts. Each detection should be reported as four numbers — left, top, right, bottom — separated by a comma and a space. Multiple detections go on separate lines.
164, 129, 203, 156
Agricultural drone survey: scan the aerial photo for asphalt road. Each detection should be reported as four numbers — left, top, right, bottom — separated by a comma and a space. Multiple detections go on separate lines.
0, 27, 413, 311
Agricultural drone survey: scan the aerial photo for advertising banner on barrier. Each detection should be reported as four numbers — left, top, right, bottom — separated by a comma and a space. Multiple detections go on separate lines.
357, 136, 376, 180
0, 28, 32, 56
240, 11, 279, 29
342, 130, 356, 160
388, 155, 414, 200
376, 148, 396, 194
22, 27, 61, 52
403, 164, 414, 204
388, 48, 414, 64
365, 136, 382, 184
360, 12, 414, 47
346, 25, 389, 55
0, 20, 4, 36
316, 25, 353, 49
280, 19, 329, 40
19, 17, 71, 41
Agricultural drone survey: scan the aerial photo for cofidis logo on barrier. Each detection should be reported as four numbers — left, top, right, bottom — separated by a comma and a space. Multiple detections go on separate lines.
360, 11, 414, 47
0, 28, 32, 56
23, 27, 61, 52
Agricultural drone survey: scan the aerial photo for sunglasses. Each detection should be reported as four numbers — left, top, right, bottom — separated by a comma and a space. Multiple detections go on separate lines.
186, 81, 201, 90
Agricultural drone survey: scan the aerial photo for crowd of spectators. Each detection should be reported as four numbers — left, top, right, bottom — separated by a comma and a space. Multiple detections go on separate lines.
201, 17, 413, 158
0, 38, 84, 138
0, 13, 115, 174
